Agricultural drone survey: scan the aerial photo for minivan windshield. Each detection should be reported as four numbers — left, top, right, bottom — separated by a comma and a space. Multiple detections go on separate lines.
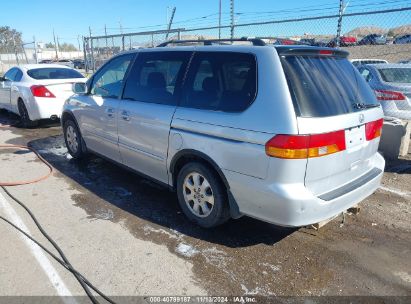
281, 55, 379, 117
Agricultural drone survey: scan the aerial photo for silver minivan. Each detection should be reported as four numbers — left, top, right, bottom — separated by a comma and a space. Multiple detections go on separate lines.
62, 39, 385, 228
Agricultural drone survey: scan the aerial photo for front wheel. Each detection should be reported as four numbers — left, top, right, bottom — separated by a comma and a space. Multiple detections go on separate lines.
63, 119, 86, 159
176, 162, 230, 228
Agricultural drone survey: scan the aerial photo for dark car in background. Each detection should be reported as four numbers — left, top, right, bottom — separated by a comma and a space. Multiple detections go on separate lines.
73, 59, 85, 69
394, 34, 411, 44
299, 38, 315, 45
358, 34, 387, 45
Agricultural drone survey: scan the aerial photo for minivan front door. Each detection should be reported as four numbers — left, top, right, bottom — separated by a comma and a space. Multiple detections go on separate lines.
79, 53, 135, 163
117, 51, 191, 184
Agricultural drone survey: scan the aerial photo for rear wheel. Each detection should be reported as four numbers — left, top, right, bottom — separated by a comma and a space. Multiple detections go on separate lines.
18, 99, 38, 128
176, 162, 230, 228
63, 119, 86, 159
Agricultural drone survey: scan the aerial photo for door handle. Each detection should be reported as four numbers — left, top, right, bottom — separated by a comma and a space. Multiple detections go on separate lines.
121, 110, 130, 121
106, 108, 115, 118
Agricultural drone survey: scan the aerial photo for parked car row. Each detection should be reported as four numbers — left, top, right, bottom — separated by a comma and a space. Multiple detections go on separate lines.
0, 39, 387, 229
279, 33, 411, 47
39, 58, 85, 69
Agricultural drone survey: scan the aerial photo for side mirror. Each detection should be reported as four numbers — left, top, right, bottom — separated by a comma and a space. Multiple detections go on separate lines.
72, 82, 87, 94
0, 76, 5, 82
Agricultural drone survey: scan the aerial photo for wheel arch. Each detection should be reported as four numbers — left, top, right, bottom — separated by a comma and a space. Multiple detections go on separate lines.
169, 149, 242, 219
62, 110, 80, 130
61, 110, 87, 153
170, 149, 229, 190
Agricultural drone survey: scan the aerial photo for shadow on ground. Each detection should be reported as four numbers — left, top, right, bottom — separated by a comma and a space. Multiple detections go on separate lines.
0, 110, 60, 129
18, 132, 295, 248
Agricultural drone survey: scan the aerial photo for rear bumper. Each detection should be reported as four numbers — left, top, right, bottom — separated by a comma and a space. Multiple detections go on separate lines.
28, 97, 65, 121
225, 153, 385, 227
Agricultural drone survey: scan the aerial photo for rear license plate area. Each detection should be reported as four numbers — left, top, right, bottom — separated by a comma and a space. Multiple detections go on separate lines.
345, 125, 365, 150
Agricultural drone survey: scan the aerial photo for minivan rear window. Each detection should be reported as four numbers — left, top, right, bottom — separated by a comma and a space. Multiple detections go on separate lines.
281, 55, 379, 117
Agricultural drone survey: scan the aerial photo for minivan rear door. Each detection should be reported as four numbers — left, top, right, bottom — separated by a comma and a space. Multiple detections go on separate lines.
280, 49, 384, 197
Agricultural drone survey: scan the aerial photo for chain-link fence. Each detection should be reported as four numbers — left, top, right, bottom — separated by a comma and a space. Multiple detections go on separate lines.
84, 5, 411, 72
0, 40, 84, 75
0, 41, 37, 75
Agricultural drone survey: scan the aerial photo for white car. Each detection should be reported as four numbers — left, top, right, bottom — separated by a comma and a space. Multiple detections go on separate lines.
0, 64, 85, 127
350, 58, 388, 67
55, 59, 75, 69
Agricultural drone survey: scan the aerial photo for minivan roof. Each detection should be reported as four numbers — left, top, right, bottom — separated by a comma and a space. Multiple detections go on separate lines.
119, 43, 348, 57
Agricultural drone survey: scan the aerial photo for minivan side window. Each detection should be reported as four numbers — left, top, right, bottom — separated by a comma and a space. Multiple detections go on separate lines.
182, 52, 257, 112
122, 51, 191, 105
90, 53, 134, 98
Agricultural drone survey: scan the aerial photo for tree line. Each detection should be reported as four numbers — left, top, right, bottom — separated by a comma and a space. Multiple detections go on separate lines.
0, 26, 77, 52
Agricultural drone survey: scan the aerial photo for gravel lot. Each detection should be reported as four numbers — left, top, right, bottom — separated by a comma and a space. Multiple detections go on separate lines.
0, 111, 410, 302
343, 44, 411, 62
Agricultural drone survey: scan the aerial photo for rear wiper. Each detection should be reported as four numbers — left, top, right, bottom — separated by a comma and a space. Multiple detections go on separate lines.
352, 103, 379, 109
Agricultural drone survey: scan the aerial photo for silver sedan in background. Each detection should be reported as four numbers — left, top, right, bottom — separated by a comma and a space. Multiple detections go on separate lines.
358, 64, 411, 120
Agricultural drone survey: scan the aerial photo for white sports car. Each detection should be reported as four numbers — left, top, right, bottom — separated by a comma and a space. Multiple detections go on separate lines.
0, 64, 86, 127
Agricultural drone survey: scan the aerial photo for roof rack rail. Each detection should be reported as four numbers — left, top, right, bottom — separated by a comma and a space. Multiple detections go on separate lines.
156, 37, 267, 47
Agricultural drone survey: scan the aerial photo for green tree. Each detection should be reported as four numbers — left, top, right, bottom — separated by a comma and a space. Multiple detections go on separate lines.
45, 42, 55, 48
59, 43, 77, 51
0, 26, 23, 53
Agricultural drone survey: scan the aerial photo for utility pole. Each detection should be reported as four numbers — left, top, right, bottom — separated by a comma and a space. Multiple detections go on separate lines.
165, 7, 176, 40
104, 24, 108, 46
77, 35, 81, 52
218, 0, 222, 39
119, 21, 123, 34
89, 26, 94, 71
230, 0, 234, 39
104, 24, 108, 56
336, 0, 343, 47
83, 36, 88, 73
336, 0, 350, 47
33, 36, 38, 64
12, 35, 19, 65
53, 29, 59, 60
57, 36, 60, 53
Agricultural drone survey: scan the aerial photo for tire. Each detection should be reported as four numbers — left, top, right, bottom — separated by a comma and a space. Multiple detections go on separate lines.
176, 162, 230, 228
63, 119, 86, 159
18, 99, 38, 128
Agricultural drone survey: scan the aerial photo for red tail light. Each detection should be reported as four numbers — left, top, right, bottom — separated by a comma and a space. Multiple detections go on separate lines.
30, 85, 55, 98
365, 118, 383, 141
374, 90, 406, 101
319, 50, 333, 55
265, 130, 346, 159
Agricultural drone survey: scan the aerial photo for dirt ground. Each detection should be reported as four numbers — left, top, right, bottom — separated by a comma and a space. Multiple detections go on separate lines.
0, 111, 410, 303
